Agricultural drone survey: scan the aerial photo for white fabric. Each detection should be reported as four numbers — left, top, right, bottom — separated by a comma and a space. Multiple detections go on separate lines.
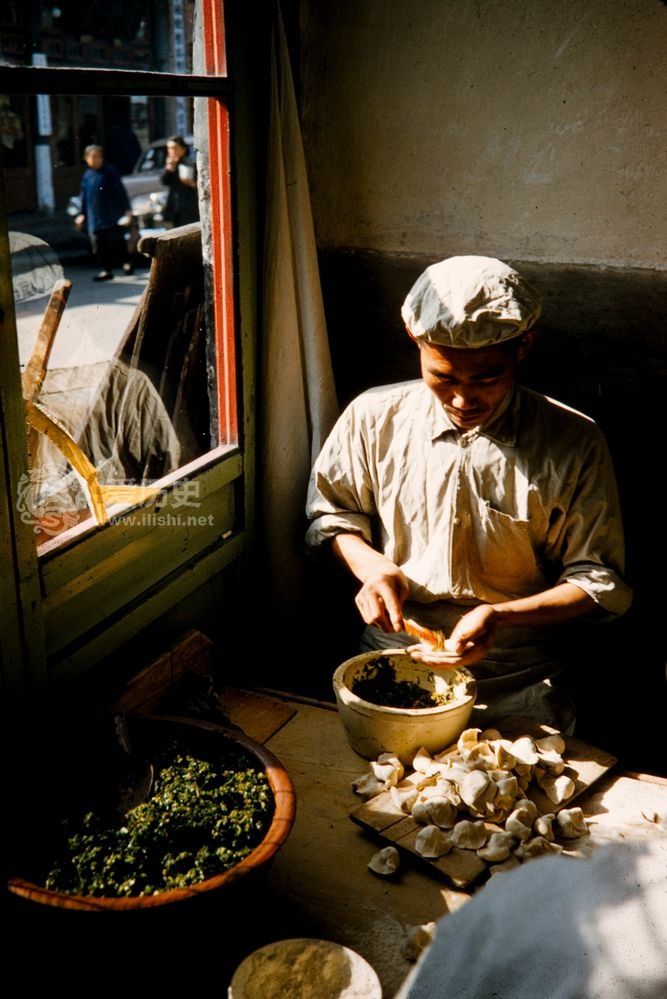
260, 4, 339, 611
401, 255, 542, 347
397, 838, 667, 999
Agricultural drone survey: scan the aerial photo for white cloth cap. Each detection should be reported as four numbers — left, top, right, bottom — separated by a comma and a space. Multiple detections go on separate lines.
401, 255, 542, 348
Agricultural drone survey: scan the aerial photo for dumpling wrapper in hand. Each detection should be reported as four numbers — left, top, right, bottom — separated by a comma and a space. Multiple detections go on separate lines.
368, 845, 400, 876
415, 824, 453, 858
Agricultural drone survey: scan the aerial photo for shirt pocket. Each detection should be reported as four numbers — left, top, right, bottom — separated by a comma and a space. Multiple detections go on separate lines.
474, 500, 538, 588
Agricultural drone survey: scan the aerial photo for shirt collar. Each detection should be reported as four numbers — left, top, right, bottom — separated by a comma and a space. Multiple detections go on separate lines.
427, 383, 521, 447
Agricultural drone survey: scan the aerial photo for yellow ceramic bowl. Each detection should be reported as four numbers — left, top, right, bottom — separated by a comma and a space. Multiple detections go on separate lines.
333, 649, 476, 765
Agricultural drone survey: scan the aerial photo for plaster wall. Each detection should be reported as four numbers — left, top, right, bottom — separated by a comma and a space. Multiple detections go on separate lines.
301, 0, 666, 268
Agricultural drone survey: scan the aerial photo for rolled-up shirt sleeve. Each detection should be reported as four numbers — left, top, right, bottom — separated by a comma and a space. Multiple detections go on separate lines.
546, 430, 632, 617
305, 401, 377, 550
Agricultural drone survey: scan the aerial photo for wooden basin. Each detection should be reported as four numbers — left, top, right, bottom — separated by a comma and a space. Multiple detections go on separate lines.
7, 715, 296, 911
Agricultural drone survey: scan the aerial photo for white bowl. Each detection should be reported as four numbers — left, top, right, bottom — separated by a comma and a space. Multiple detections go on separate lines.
333, 649, 476, 765
229, 938, 382, 998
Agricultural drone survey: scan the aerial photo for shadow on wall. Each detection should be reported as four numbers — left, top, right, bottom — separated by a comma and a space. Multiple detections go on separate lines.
318, 249, 667, 773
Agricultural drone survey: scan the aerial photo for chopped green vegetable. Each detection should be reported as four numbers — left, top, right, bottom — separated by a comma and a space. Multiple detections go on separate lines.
44, 742, 273, 897
351, 656, 454, 708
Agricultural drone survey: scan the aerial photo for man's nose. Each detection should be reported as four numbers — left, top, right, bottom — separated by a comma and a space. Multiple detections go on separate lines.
451, 387, 478, 409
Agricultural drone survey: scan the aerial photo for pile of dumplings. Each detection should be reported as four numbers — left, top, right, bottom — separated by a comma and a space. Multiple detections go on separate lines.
356, 727, 590, 877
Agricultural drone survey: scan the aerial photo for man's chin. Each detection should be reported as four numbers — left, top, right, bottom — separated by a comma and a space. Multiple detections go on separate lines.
448, 411, 488, 430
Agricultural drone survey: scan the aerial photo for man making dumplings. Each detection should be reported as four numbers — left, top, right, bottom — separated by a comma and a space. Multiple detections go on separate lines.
306, 255, 631, 732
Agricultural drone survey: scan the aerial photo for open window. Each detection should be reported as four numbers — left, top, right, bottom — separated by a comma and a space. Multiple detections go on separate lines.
0, 1, 256, 690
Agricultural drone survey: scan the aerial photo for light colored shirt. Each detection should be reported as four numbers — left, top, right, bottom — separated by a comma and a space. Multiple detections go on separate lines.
306, 380, 631, 618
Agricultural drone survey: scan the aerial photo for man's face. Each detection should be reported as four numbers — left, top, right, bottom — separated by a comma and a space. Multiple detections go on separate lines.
419, 337, 531, 431
85, 149, 103, 170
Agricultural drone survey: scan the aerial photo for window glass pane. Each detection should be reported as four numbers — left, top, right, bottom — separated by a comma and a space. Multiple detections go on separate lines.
0, 1, 199, 76
8, 94, 224, 552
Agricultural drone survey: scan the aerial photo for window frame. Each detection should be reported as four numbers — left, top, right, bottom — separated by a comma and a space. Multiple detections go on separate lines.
0, 0, 256, 693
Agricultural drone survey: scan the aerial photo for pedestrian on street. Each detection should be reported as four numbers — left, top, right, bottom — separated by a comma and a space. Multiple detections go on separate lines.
161, 135, 199, 227
75, 144, 134, 281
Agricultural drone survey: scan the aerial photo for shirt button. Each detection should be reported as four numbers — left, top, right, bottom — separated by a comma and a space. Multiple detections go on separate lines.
453, 516, 461, 526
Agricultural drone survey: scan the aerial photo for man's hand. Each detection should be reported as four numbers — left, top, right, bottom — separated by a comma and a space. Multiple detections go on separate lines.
74, 213, 86, 230
331, 534, 409, 633
355, 564, 409, 633
409, 604, 498, 668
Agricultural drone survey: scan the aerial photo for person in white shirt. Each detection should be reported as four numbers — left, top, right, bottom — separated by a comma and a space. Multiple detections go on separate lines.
306, 256, 631, 730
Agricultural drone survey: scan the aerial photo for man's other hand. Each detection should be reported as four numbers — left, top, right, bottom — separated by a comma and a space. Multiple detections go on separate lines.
409, 604, 498, 668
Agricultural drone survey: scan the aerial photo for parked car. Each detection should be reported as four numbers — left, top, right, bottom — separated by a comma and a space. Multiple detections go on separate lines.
67, 135, 196, 231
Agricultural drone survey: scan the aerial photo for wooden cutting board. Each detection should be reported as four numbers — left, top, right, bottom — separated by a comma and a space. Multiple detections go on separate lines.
349, 716, 617, 889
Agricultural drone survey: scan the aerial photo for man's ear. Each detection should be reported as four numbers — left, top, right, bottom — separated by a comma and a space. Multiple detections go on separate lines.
517, 329, 537, 361
405, 326, 420, 347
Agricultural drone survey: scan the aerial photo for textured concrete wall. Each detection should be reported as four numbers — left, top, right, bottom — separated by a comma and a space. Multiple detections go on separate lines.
301, 0, 666, 268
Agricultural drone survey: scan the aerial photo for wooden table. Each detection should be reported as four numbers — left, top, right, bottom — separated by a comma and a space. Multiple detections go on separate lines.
257, 694, 667, 998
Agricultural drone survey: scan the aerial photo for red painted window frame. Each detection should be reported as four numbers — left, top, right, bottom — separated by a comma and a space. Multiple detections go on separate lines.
202, 0, 238, 445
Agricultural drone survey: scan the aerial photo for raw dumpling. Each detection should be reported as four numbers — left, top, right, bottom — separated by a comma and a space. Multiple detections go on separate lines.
466, 741, 497, 767
352, 772, 386, 800
494, 775, 520, 812
459, 770, 497, 815
390, 782, 420, 814
536, 748, 565, 775
533, 813, 556, 841
413, 794, 458, 829
477, 831, 514, 862
488, 740, 517, 771
371, 754, 404, 786
506, 806, 534, 841
415, 824, 452, 858
536, 734, 566, 755
412, 746, 440, 775
368, 845, 400, 876
539, 773, 576, 804
518, 836, 564, 860
449, 820, 488, 850
514, 798, 538, 823
432, 778, 461, 807
510, 736, 539, 766
556, 807, 589, 839
457, 728, 482, 760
